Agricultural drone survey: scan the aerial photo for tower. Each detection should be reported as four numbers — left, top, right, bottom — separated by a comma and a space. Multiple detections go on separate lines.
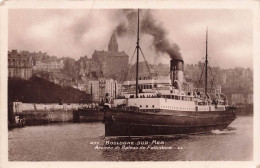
108, 33, 118, 52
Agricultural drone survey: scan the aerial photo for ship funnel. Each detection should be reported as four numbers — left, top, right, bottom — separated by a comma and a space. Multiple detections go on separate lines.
170, 59, 184, 89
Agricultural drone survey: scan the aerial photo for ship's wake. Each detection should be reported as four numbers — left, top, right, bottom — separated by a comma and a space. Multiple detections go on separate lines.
211, 127, 237, 135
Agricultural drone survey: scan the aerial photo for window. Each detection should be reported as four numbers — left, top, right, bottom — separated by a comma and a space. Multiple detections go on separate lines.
152, 105, 154, 108
146, 105, 148, 108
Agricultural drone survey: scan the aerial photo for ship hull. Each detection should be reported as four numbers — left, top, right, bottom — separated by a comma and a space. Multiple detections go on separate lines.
104, 109, 236, 136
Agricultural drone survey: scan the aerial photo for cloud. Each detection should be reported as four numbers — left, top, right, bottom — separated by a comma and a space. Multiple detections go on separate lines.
8, 9, 253, 68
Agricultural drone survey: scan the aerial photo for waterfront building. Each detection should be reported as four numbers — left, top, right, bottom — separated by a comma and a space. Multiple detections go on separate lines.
222, 74, 227, 84
230, 93, 253, 105
8, 50, 33, 80
99, 78, 106, 103
86, 78, 122, 103
105, 79, 121, 98
92, 33, 129, 81
224, 88, 253, 106
87, 80, 100, 102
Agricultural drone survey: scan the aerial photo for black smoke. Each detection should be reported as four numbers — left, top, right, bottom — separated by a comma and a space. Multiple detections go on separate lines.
115, 9, 182, 60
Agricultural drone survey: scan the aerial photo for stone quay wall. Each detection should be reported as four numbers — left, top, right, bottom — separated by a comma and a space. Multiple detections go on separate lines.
13, 102, 81, 113
12, 102, 84, 125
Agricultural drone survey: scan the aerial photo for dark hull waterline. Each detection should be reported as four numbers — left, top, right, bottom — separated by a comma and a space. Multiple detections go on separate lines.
104, 110, 236, 136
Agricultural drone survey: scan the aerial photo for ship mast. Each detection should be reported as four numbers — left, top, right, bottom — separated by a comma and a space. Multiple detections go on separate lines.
135, 9, 140, 98
205, 28, 208, 95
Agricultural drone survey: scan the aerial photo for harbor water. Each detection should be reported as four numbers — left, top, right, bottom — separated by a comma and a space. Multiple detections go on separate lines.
8, 116, 253, 161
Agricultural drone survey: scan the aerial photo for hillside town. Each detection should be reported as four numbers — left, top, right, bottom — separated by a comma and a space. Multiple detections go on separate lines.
8, 33, 253, 109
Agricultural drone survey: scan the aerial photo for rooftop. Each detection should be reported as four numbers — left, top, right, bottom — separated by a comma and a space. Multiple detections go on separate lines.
93, 50, 128, 57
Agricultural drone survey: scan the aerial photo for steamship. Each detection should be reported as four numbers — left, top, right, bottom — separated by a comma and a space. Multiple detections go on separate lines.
103, 10, 236, 136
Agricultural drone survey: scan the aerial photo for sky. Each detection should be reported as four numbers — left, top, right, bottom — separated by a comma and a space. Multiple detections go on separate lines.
8, 9, 253, 69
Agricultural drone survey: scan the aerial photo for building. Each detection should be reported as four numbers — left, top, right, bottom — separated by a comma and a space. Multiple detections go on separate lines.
184, 63, 202, 84
99, 78, 106, 102
105, 79, 122, 98
76, 56, 101, 79
72, 81, 87, 92
225, 90, 253, 106
92, 33, 129, 81
87, 80, 100, 102
229, 93, 253, 105
86, 79, 122, 103
33, 60, 64, 71
17, 50, 64, 72
8, 50, 33, 80
222, 74, 227, 84
108, 33, 118, 52
31, 51, 49, 63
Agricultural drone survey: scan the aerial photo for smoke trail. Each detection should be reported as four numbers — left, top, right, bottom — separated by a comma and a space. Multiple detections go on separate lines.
115, 9, 137, 36
115, 9, 182, 60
